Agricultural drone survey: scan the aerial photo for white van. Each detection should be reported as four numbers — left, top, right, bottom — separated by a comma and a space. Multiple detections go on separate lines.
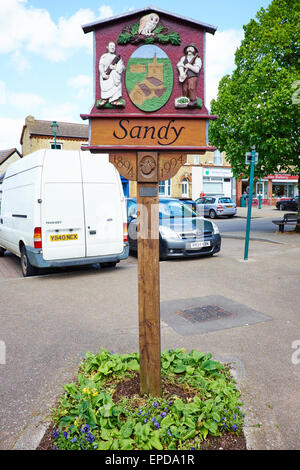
0, 149, 129, 276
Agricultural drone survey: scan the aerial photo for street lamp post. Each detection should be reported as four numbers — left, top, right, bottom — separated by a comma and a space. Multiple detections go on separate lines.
51, 121, 59, 149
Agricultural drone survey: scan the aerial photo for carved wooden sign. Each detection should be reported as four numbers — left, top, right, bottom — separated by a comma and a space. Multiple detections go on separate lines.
109, 152, 187, 182
80, 6, 217, 153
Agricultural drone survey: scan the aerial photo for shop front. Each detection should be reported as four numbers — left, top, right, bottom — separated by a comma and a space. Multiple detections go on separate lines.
192, 166, 234, 200
268, 174, 298, 200
237, 173, 298, 206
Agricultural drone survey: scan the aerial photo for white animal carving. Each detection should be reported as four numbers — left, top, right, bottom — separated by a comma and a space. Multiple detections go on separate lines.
138, 13, 159, 36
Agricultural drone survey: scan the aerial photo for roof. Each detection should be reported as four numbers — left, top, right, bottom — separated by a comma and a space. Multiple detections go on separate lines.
20, 118, 89, 144
0, 148, 22, 165
82, 6, 217, 35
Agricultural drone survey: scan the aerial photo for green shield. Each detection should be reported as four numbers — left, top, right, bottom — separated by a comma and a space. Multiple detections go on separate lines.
125, 45, 173, 112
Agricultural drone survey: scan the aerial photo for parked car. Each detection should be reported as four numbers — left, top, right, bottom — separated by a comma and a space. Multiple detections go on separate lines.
178, 198, 197, 212
195, 196, 237, 218
276, 196, 299, 211
126, 197, 221, 259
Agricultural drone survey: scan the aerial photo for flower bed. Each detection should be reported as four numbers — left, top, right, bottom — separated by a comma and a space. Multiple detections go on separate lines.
41, 348, 246, 451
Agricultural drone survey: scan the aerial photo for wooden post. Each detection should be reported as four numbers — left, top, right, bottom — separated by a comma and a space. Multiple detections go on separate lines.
109, 152, 188, 397
137, 152, 161, 396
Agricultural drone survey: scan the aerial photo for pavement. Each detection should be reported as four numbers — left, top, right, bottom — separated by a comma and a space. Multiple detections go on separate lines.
1, 206, 300, 450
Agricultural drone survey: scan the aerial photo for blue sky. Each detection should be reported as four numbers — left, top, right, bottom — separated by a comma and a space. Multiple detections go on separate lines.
0, 0, 272, 151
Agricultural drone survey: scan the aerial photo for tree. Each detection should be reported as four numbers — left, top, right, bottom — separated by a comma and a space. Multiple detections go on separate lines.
209, 0, 300, 230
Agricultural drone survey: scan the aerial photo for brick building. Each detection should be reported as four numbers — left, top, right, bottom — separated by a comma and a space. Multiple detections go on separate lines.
20, 115, 89, 156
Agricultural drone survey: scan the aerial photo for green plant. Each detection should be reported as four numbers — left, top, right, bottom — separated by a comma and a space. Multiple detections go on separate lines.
50, 349, 245, 450
117, 22, 181, 46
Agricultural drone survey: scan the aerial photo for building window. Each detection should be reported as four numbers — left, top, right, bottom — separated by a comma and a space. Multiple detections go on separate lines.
181, 178, 189, 197
50, 142, 62, 150
193, 155, 199, 165
213, 150, 222, 165
159, 179, 171, 196
273, 182, 296, 198
203, 177, 223, 195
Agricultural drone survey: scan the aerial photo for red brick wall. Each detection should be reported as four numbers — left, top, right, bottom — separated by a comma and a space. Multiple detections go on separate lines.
91, 13, 208, 115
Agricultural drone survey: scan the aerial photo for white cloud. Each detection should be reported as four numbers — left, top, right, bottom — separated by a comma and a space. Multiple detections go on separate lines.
98, 6, 114, 19
205, 29, 244, 109
0, 117, 23, 151
8, 91, 45, 110
0, 0, 96, 62
68, 74, 93, 99
38, 102, 82, 124
10, 50, 31, 73
0, 81, 6, 105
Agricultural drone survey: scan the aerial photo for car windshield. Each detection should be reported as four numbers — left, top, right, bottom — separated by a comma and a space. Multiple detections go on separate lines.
159, 200, 196, 218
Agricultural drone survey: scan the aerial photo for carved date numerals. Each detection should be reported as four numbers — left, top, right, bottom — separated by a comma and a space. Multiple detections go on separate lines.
110, 154, 136, 180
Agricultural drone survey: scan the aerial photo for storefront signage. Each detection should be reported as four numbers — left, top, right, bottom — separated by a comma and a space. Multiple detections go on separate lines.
204, 168, 233, 177
267, 174, 298, 181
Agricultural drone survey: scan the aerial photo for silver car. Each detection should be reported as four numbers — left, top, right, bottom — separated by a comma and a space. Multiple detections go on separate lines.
195, 196, 237, 219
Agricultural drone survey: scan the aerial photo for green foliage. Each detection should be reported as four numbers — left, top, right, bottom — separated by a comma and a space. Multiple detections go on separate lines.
50, 349, 245, 450
209, 0, 300, 181
117, 22, 181, 45
117, 32, 132, 45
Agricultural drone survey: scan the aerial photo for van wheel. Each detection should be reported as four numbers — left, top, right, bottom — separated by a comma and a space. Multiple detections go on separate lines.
100, 262, 117, 268
20, 247, 38, 277
0, 247, 5, 257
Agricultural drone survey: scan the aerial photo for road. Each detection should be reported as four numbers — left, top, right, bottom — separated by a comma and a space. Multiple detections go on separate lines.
0, 224, 300, 450
0, 213, 290, 282
215, 215, 277, 234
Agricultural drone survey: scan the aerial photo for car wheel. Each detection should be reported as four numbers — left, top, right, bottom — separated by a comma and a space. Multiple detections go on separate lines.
0, 247, 5, 257
100, 262, 117, 268
279, 203, 285, 211
209, 209, 217, 219
20, 246, 38, 277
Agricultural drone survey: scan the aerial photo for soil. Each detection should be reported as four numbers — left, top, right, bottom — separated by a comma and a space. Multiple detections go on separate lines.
37, 373, 247, 451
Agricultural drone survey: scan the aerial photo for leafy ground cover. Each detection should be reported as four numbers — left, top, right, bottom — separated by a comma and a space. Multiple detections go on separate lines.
38, 349, 247, 451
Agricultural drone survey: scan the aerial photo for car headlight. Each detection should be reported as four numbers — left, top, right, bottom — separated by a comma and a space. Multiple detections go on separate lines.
211, 222, 220, 234
159, 225, 180, 239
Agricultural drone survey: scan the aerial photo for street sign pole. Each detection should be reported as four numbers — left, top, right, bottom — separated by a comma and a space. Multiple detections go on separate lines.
244, 146, 257, 260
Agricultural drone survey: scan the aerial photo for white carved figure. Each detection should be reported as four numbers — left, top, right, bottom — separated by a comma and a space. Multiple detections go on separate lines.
138, 13, 159, 36
98, 41, 125, 107
177, 43, 202, 107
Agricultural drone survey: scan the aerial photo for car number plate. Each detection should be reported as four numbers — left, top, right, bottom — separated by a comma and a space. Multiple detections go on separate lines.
227, 205, 233, 208
50, 234, 78, 241
188, 241, 211, 249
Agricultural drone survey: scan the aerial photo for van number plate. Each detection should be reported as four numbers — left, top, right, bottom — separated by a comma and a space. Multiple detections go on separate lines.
50, 234, 78, 241
187, 241, 210, 249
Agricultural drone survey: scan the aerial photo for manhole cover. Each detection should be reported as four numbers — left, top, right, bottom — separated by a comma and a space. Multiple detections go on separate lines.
175, 305, 236, 323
